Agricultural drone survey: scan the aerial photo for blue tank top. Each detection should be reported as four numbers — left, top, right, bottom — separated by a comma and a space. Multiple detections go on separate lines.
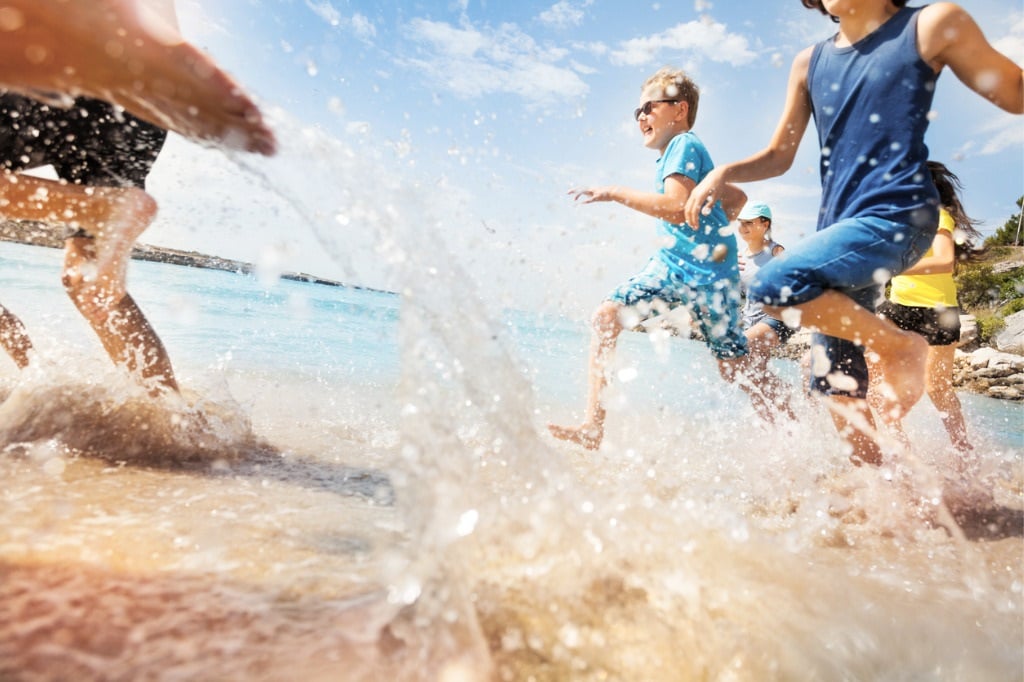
808, 6, 939, 232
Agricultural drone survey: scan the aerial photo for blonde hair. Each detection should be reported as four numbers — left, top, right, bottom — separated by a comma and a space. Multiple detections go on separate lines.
641, 67, 700, 129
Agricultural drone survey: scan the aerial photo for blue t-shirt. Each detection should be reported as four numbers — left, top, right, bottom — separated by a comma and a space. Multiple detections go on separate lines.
654, 131, 738, 287
808, 5, 939, 232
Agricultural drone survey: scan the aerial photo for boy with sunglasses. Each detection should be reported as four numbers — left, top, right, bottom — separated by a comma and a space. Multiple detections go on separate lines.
549, 66, 791, 450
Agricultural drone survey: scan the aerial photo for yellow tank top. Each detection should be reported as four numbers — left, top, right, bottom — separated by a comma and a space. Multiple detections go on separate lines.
888, 209, 958, 308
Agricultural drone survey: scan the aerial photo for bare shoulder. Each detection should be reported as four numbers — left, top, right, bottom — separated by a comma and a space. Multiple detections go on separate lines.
916, 2, 977, 64
786, 45, 814, 88
793, 45, 814, 72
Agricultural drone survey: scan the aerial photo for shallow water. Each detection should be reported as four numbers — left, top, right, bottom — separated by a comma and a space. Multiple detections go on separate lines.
2, 236, 1024, 675
0, 140, 1022, 682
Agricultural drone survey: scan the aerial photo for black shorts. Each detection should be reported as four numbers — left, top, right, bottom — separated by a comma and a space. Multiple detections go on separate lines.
0, 92, 166, 190
876, 300, 961, 346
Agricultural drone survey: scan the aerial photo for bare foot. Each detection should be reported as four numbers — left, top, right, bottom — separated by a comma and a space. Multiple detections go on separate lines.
548, 422, 603, 450
871, 331, 928, 422
0, 1, 276, 155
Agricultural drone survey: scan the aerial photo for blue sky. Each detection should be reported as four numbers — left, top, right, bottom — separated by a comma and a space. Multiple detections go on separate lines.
144, 0, 1023, 316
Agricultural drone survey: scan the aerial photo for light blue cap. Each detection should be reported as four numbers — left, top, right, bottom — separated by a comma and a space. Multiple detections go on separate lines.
737, 201, 772, 221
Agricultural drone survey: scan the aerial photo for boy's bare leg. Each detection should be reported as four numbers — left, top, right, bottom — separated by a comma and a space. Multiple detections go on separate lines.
0, 0, 275, 155
0, 305, 33, 368
737, 324, 797, 421
548, 302, 621, 450
64, 237, 178, 393
768, 290, 928, 421
827, 396, 884, 467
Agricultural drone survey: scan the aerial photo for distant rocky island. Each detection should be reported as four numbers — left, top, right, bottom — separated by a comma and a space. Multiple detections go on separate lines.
0, 219, 392, 293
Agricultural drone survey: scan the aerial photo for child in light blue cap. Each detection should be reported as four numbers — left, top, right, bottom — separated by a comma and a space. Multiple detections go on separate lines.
736, 200, 797, 420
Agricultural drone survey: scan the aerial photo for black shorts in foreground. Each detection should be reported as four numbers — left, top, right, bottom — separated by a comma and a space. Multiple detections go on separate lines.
0, 92, 167, 190
877, 300, 961, 346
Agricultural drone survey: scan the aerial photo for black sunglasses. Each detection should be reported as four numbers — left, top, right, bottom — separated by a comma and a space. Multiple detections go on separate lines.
634, 99, 679, 121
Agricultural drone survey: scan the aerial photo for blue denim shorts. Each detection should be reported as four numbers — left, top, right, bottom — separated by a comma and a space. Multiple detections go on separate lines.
609, 257, 747, 360
748, 213, 937, 398
744, 311, 798, 344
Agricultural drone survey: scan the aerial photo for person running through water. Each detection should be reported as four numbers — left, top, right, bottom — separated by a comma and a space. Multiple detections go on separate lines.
735, 201, 798, 421
683, 0, 1021, 466
0, 0, 275, 392
872, 161, 983, 456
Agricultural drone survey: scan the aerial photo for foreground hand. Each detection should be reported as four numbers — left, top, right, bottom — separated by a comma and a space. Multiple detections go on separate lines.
684, 170, 725, 228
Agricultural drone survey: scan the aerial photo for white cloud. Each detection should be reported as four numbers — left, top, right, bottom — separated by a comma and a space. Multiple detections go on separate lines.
978, 112, 1024, 156
610, 18, 757, 67
305, 0, 342, 27
538, 1, 594, 29
569, 40, 609, 58
305, 1, 377, 40
992, 15, 1024, 64
399, 19, 588, 106
350, 13, 377, 40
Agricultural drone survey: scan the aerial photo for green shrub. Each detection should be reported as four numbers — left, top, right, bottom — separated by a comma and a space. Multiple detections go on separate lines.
1001, 297, 1024, 316
956, 264, 1001, 309
975, 311, 1006, 345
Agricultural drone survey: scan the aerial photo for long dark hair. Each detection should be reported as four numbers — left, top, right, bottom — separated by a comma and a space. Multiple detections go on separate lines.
802, 0, 907, 20
928, 160, 984, 265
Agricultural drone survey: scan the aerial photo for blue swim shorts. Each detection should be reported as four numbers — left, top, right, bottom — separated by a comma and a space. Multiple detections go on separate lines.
608, 256, 747, 360
748, 213, 936, 398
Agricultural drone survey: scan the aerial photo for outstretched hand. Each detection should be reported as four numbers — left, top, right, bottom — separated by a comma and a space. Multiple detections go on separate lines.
568, 186, 615, 204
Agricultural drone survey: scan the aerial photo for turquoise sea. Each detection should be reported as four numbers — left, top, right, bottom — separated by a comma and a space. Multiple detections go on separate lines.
0, 236, 1021, 680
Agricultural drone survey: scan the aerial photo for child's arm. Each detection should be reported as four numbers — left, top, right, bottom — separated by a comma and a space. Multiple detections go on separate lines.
570, 176, 744, 227
683, 47, 815, 228
919, 3, 1023, 114
569, 173, 697, 227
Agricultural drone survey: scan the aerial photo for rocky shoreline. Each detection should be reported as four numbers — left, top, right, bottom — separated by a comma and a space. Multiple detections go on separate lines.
953, 346, 1024, 402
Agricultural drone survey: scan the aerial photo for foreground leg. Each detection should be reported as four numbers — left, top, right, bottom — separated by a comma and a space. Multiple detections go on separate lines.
548, 302, 622, 450
64, 237, 177, 393
0, 305, 33, 368
0, 0, 275, 155
0, 173, 155, 307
